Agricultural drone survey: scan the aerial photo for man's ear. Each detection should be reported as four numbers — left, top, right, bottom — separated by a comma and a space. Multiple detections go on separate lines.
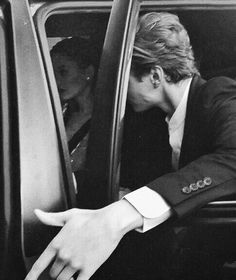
85, 64, 95, 81
150, 66, 163, 88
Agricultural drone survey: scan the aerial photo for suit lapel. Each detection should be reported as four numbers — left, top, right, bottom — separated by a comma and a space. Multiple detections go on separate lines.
179, 75, 206, 168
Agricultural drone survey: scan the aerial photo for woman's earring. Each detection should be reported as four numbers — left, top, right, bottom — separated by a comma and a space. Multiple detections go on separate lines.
153, 80, 160, 88
86, 76, 90, 81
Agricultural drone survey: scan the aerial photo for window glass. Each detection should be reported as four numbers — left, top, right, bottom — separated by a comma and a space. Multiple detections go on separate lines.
45, 12, 109, 181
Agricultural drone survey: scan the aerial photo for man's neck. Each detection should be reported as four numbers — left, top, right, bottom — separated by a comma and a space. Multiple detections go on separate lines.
164, 77, 192, 118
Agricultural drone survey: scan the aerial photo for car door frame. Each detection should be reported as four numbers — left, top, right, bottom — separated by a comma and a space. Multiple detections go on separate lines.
6, 0, 78, 273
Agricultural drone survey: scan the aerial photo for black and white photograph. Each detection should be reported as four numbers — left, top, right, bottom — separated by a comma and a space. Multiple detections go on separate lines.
2, 0, 236, 279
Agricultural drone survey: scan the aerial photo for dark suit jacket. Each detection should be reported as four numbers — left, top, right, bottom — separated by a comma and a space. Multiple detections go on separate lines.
147, 74, 236, 219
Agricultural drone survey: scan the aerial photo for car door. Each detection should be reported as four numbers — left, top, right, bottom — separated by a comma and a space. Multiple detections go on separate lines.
0, 0, 77, 279
0, 0, 143, 278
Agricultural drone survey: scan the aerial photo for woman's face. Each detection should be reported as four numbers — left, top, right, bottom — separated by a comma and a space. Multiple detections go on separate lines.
51, 53, 87, 103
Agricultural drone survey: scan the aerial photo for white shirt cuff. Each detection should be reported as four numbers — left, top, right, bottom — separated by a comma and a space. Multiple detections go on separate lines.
123, 186, 172, 232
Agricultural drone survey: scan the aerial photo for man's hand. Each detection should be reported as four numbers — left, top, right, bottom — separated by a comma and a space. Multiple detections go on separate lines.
25, 200, 142, 280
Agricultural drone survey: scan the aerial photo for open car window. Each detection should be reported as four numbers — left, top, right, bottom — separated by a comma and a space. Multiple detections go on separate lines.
33, 3, 111, 200
46, 11, 109, 186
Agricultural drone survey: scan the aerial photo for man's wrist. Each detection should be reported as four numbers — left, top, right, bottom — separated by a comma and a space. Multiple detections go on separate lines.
108, 200, 143, 236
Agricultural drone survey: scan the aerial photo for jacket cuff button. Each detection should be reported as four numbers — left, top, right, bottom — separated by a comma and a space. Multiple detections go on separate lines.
182, 186, 191, 194
203, 177, 212, 186
190, 183, 198, 191
196, 180, 205, 189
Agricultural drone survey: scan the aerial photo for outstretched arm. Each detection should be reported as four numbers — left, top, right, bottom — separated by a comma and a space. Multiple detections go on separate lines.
25, 200, 142, 280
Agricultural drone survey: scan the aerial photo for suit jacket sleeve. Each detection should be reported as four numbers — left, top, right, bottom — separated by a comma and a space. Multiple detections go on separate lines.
147, 77, 236, 219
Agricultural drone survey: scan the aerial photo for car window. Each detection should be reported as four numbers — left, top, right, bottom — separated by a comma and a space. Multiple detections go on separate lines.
45, 11, 109, 187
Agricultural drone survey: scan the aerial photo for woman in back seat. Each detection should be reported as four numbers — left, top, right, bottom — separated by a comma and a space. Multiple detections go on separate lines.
51, 37, 100, 171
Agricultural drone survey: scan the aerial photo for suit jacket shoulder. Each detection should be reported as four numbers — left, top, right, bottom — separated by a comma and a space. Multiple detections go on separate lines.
147, 75, 236, 219
197, 76, 236, 111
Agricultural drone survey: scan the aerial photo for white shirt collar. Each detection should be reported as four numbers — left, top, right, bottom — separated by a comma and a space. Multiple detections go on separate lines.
165, 78, 192, 131
165, 77, 192, 170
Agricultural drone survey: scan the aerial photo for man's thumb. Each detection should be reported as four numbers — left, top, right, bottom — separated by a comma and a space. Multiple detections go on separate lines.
34, 209, 72, 227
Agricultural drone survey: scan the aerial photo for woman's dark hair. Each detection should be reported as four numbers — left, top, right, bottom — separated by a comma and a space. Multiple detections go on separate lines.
132, 12, 199, 83
50, 36, 101, 70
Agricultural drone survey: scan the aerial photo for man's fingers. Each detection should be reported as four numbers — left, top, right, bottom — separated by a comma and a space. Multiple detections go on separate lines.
49, 257, 65, 278
75, 270, 90, 280
56, 266, 78, 280
34, 209, 75, 227
25, 243, 56, 280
